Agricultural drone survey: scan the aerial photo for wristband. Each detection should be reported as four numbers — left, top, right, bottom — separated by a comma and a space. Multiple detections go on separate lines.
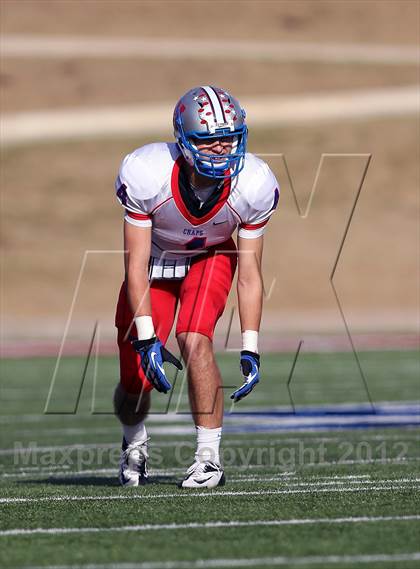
134, 315, 155, 340
242, 330, 259, 354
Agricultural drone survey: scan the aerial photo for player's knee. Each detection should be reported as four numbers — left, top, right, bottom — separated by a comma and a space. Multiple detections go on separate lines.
113, 383, 151, 425
178, 332, 213, 366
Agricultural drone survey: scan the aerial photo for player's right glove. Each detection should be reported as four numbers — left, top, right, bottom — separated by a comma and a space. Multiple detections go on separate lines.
230, 350, 260, 402
131, 337, 183, 393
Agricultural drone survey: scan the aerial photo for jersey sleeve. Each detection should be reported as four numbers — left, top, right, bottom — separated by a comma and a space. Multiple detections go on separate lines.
115, 152, 158, 228
238, 162, 280, 239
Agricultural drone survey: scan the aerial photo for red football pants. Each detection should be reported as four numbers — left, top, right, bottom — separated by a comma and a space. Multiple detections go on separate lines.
115, 238, 237, 394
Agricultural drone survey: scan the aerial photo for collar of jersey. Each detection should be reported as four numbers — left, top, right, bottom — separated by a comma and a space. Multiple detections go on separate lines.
171, 157, 231, 226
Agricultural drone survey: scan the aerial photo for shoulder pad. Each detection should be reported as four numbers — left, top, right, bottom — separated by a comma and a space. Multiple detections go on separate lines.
240, 153, 279, 210
118, 143, 176, 201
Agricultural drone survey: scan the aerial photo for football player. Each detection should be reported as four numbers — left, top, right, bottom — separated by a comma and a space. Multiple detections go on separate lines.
114, 85, 279, 488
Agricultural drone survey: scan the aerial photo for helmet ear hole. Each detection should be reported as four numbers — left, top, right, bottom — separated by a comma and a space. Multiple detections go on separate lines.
178, 139, 194, 167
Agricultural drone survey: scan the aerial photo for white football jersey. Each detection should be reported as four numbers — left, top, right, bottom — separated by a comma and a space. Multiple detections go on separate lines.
115, 143, 279, 279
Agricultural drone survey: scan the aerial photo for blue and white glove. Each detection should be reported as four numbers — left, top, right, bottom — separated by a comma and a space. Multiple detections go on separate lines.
230, 350, 260, 402
131, 337, 183, 393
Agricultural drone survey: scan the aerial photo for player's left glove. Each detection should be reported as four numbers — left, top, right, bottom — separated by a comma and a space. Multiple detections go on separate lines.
131, 337, 183, 393
230, 350, 260, 402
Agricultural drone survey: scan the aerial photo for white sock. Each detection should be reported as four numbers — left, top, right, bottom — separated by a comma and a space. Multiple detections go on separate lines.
123, 421, 147, 445
195, 426, 222, 464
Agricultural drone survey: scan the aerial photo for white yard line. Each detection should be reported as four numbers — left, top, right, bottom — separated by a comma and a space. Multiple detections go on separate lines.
7, 469, 374, 479
1, 515, 419, 537
18, 552, 420, 569
247, 457, 420, 468
0, 469, 370, 479
1, 483, 419, 505
0, 468, 119, 478
2, 86, 418, 146
1, 35, 418, 65
232, 473, 369, 480
2, 458, 419, 478
228, 477, 419, 486
0, 469, 380, 481
0, 466, 414, 487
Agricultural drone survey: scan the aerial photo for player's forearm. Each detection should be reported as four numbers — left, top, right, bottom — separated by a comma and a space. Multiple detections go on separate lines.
126, 268, 152, 318
123, 222, 152, 320
237, 275, 263, 332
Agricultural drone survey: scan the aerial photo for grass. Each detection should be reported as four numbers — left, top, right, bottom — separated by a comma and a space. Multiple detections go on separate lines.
0, 350, 419, 568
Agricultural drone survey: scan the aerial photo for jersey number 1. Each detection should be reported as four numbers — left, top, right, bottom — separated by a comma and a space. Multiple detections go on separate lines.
186, 237, 207, 250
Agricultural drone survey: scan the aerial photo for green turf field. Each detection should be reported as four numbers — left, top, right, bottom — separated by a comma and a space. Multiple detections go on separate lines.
0, 350, 419, 568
